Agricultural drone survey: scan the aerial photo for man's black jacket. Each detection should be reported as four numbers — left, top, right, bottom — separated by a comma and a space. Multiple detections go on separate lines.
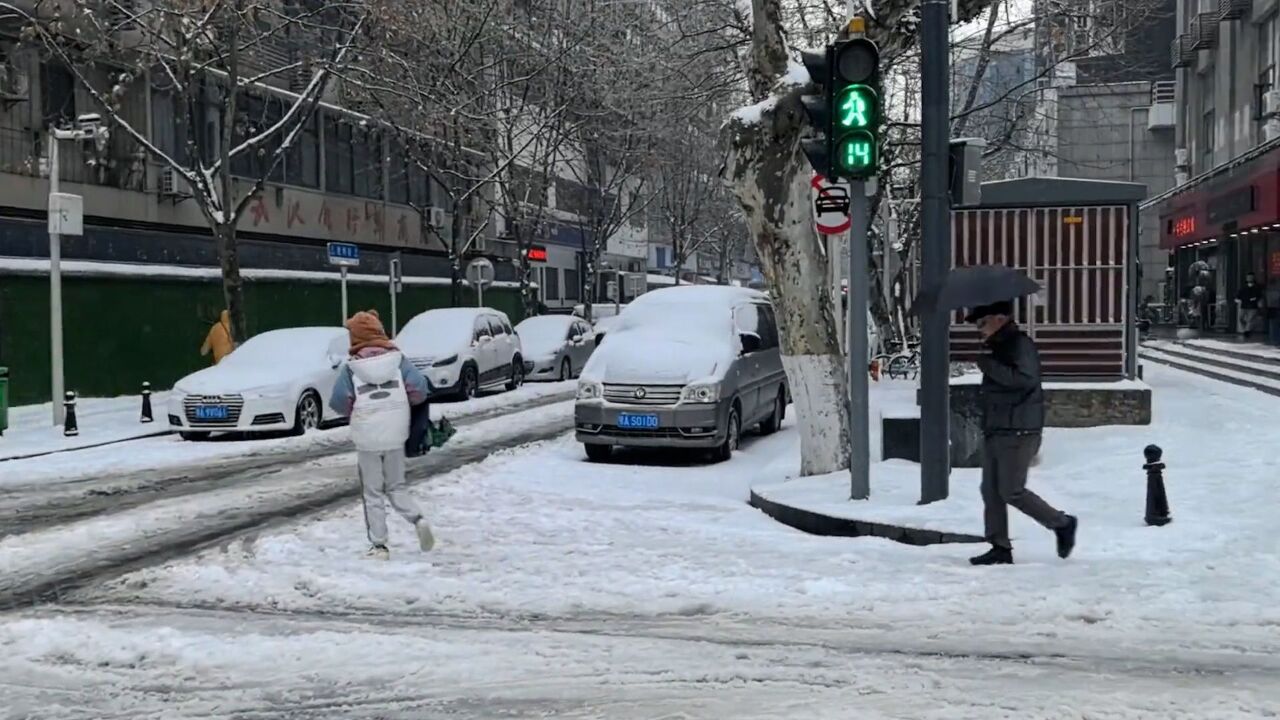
977, 323, 1044, 436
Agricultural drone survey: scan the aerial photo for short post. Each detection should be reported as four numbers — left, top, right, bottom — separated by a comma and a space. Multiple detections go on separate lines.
140, 381, 153, 423
1143, 444, 1171, 526
63, 391, 79, 437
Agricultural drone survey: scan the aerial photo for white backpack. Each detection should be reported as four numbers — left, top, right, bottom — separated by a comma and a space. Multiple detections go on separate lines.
347, 350, 411, 452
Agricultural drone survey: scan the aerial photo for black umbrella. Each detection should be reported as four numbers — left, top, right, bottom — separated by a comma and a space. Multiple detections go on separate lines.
912, 265, 1040, 316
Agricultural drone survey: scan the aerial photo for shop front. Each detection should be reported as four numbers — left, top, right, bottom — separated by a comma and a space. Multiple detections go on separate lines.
1156, 143, 1280, 343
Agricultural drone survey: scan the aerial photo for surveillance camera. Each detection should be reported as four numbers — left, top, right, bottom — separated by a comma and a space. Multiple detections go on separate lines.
76, 113, 102, 132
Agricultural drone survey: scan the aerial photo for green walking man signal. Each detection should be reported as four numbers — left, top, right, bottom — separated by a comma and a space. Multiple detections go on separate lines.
800, 36, 881, 181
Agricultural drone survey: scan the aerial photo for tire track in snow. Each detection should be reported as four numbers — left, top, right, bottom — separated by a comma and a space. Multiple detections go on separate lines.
0, 402, 574, 609
0, 390, 572, 539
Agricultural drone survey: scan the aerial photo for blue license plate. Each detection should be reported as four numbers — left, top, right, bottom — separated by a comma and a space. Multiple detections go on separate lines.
617, 412, 659, 429
195, 405, 229, 421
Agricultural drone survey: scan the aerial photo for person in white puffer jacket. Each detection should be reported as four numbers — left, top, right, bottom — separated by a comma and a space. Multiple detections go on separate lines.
329, 310, 434, 560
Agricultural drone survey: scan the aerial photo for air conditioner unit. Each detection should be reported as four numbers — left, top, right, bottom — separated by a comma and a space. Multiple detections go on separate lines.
1265, 119, 1280, 142
158, 166, 179, 196
0, 59, 30, 102
1263, 89, 1280, 118
1174, 147, 1190, 167
428, 207, 446, 228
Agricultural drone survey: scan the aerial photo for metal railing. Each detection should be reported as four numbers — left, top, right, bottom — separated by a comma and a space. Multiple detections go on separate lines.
0, 125, 146, 192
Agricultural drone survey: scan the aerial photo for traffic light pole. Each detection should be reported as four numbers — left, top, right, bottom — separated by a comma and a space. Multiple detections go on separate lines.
919, 0, 951, 503
848, 181, 870, 500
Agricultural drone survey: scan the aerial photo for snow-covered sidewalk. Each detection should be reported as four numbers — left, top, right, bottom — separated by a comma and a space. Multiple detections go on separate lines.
1, 392, 173, 461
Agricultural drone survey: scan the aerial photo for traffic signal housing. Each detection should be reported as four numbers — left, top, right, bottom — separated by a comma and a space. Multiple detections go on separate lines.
830, 38, 880, 180
800, 37, 881, 181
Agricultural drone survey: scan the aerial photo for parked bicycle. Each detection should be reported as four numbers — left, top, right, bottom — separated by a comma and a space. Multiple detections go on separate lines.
872, 334, 920, 380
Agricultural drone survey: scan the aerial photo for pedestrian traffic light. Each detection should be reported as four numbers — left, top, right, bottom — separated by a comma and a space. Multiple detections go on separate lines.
830, 37, 880, 180
800, 37, 881, 181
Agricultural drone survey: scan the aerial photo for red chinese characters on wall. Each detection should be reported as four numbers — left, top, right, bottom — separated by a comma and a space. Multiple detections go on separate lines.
397, 214, 410, 244
287, 201, 305, 228
318, 202, 334, 232
249, 196, 271, 226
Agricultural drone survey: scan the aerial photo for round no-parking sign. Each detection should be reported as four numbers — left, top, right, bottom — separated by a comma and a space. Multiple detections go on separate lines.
811, 174, 851, 235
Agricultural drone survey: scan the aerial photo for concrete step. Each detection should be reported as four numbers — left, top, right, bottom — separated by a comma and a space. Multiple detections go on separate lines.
1174, 339, 1280, 367
1139, 347, 1280, 399
1144, 342, 1280, 384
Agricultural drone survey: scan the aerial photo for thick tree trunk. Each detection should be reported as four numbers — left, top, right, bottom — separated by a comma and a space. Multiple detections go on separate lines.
215, 223, 248, 343
723, 87, 852, 477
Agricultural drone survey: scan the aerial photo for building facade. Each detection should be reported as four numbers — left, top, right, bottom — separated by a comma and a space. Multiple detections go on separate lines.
1151, 0, 1279, 338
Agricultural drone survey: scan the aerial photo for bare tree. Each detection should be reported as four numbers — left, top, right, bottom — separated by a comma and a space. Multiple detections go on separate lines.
10, 0, 373, 342
721, 0, 992, 477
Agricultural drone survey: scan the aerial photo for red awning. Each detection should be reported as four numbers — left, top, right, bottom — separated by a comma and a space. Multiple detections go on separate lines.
1157, 144, 1280, 250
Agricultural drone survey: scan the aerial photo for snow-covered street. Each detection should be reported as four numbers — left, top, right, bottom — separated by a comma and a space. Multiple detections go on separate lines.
1, 364, 1278, 718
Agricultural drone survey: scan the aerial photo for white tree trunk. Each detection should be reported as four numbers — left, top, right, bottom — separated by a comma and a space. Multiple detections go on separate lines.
724, 93, 852, 477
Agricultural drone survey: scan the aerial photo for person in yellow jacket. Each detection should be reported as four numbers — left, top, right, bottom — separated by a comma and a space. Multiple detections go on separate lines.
200, 310, 235, 364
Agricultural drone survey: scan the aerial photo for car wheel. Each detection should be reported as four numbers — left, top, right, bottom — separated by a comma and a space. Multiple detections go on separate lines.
179, 431, 211, 442
713, 404, 741, 462
506, 357, 525, 391
559, 357, 572, 382
293, 391, 322, 436
760, 390, 785, 435
460, 365, 479, 400
584, 444, 612, 463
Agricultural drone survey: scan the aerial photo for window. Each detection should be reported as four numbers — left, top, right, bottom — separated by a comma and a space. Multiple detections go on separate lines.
42, 63, 75, 126
487, 317, 506, 337
543, 267, 561, 301
1258, 15, 1277, 134
564, 269, 581, 300
1201, 72, 1215, 165
287, 113, 320, 188
757, 305, 780, 349
502, 318, 514, 335
325, 116, 354, 194
473, 318, 491, 342
388, 139, 409, 205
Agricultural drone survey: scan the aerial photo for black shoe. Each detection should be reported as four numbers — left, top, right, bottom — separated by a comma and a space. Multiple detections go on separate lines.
1055, 515, 1078, 559
969, 546, 1013, 566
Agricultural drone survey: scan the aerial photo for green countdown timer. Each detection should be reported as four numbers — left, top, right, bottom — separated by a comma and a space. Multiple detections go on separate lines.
836, 131, 876, 175
836, 85, 877, 129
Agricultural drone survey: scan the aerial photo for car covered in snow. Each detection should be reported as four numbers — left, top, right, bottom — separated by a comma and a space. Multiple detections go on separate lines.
574, 285, 787, 463
397, 307, 524, 399
516, 315, 596, 381
169, 327, 350, 440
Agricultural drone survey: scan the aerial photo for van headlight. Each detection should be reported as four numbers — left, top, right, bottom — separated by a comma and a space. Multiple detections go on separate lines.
577, 380, 603, 400
680, 383, 719, 404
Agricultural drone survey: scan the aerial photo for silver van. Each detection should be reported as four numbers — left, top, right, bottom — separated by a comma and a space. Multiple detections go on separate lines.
574, 286, 787, 462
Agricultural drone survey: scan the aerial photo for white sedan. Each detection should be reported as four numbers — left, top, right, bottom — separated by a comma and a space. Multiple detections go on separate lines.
168, 327, 350, 440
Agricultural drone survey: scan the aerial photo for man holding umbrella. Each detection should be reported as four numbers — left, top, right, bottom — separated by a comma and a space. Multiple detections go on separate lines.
966, 300, 1077, 565
916, 265, 1078, 565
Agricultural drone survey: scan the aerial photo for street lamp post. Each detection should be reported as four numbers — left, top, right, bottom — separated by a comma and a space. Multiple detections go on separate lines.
46, 116, 104, 426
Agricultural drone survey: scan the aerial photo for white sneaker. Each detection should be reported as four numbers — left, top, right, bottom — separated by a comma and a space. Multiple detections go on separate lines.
415, 518, 435, 552
365, 545, 390, 560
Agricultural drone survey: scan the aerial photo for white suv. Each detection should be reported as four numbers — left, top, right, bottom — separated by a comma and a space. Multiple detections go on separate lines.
397, 308, 525, 399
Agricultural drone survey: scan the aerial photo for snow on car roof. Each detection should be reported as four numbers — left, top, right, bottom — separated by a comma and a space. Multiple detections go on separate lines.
227, 327, 346, 364
627, 285, 768, 310
398, 307, 509, 353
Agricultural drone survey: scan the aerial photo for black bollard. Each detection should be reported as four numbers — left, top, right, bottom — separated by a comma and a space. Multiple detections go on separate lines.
63, 391, 79, 437
1143, 444, 1171, 526
140, 382, 154, 423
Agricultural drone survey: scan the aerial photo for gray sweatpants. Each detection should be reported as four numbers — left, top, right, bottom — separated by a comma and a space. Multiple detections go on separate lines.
981, 434, 1068, 549
357, 449, 423, 547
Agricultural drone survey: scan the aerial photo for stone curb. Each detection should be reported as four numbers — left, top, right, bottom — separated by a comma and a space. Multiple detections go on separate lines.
748, 489, 986, 546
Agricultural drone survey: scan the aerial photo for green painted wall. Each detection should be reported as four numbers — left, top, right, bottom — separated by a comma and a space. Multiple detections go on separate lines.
0, 272, 523, 406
